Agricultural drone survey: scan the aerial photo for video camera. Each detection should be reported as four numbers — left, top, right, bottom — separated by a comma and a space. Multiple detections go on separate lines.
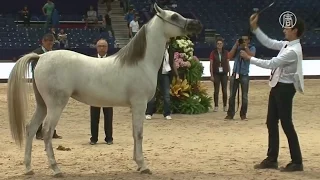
238, 38, 244, 44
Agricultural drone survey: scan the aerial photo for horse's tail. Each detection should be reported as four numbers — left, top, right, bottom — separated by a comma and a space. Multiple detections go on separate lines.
7, 53, 40, 147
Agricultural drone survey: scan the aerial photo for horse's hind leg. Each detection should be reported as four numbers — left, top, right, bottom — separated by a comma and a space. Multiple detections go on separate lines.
24, 81, 47, 175
24, 106, 47, 175
42, 95, 69, 177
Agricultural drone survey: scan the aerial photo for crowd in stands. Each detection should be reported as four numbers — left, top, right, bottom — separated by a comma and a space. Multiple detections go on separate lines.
12, 0, 137, 50
0, 0, 318, 61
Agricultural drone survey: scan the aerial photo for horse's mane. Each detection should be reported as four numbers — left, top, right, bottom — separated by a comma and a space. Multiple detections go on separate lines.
114, 24, 148, 66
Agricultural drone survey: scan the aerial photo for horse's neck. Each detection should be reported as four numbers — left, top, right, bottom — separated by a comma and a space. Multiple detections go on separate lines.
144, 19, 167, 71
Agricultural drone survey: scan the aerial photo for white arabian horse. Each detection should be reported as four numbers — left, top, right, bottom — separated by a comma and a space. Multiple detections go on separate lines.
7, 3, 202, 177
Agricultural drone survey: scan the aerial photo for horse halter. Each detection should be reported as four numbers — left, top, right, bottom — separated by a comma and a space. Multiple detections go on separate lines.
155, 13, 188, 30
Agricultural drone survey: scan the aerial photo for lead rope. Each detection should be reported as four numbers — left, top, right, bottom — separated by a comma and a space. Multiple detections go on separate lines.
233, 54, 243, 114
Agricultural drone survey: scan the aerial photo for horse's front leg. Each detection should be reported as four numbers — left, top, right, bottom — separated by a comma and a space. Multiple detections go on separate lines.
131, 102, 152, 174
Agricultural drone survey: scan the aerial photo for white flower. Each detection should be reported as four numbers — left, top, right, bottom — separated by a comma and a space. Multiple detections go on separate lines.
192, 95, 201, 102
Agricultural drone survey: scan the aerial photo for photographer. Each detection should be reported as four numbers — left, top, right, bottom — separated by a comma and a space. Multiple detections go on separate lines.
225, 34, 256, 120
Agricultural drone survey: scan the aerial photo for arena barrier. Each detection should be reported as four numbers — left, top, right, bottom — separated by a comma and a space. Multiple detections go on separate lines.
1, 60, 320, 83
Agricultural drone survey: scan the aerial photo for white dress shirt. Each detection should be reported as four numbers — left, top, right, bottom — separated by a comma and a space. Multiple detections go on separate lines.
98, 54, 107, 58
249, 27, 304, 93
162, 48, 171, 74
41, 46, 49, 53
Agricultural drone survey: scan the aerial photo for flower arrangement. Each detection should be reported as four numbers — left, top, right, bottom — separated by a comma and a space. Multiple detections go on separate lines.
155, 36, 212, 114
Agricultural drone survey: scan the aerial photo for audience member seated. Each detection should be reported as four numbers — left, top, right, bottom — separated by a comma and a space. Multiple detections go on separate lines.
58, 29, 68, 49
50, 27, 60, 48
19, 5, 30, 27
85, 5, 99, 28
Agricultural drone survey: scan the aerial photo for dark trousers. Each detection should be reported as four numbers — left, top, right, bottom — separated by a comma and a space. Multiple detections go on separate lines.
23, 17, 30, 27
33, 69, 59, 138
213, 73, 228, 107
90, 106, 113, 142
227, 74, 249, 117
146, 74, 171, 117
266, 82, 302, 164
36, 125, 58, 137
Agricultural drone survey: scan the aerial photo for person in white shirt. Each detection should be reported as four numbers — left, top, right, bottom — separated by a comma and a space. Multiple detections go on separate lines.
85, 6, 98, 28
145, 40, 179, 120
129, 16, 140, 37
240, 13, 305, 172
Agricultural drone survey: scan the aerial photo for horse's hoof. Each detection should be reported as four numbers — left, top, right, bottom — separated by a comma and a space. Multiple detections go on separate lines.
140, 169, 152, 175
53, 172, 63, 178
24, 170, 35, 175
137, 167, 141, 171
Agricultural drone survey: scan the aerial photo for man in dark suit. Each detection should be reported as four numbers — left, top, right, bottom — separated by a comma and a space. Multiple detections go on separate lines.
31, 33, 62, 140
89, 39, 114, 145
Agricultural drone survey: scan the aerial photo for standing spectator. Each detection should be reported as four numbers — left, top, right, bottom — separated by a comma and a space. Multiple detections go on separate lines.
101, 0, 112, 14
209, 37, 230, 112
129, 15, 139, 37
124, 8, 134, 38
145, 40, 179, 120
20, 6, 30, 27
52, 8, 59, 29
31, 33, 62, 140
89, 39, 114, 145
103, 14, 115, 37
42, 0, 55, 30
120, 0, 129, 14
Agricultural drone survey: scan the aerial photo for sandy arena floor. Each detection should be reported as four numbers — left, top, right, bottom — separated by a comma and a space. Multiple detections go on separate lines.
0, 80, 320, 180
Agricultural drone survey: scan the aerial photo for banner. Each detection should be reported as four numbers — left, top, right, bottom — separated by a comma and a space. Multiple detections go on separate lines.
1, 60, 320, 79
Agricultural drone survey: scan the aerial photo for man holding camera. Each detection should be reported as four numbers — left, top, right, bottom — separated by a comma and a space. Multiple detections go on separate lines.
225, 34, 256, 120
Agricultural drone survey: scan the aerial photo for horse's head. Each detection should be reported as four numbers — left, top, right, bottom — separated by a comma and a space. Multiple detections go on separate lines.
154, 3, 203, 38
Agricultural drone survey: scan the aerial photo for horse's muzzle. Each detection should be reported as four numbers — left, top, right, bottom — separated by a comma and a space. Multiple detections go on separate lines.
186, 20, 203, 34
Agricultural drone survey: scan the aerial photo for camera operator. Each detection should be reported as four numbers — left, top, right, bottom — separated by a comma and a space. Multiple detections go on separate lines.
225, 33, 256, 120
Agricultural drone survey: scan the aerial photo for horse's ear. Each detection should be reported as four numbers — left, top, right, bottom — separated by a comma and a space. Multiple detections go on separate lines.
154, 3, 163, 14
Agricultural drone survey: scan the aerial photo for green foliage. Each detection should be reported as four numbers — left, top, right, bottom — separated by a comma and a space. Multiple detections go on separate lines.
186, 59, 204, 86
155, 36, 212, 115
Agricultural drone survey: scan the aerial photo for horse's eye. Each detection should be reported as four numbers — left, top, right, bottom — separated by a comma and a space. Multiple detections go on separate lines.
171, 14, 178, 21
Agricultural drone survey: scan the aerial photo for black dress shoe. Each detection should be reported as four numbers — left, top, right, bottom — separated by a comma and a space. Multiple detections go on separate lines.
52, 134, 62, 139
280, 162, 303, 172
240, 115, 247, 120
90, 141, 97, 145
224, 115, 234, 120
254, 158, 278, 169
52, 130, 62, 139
36, 134, 43, 140
106, 141, 113, 145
